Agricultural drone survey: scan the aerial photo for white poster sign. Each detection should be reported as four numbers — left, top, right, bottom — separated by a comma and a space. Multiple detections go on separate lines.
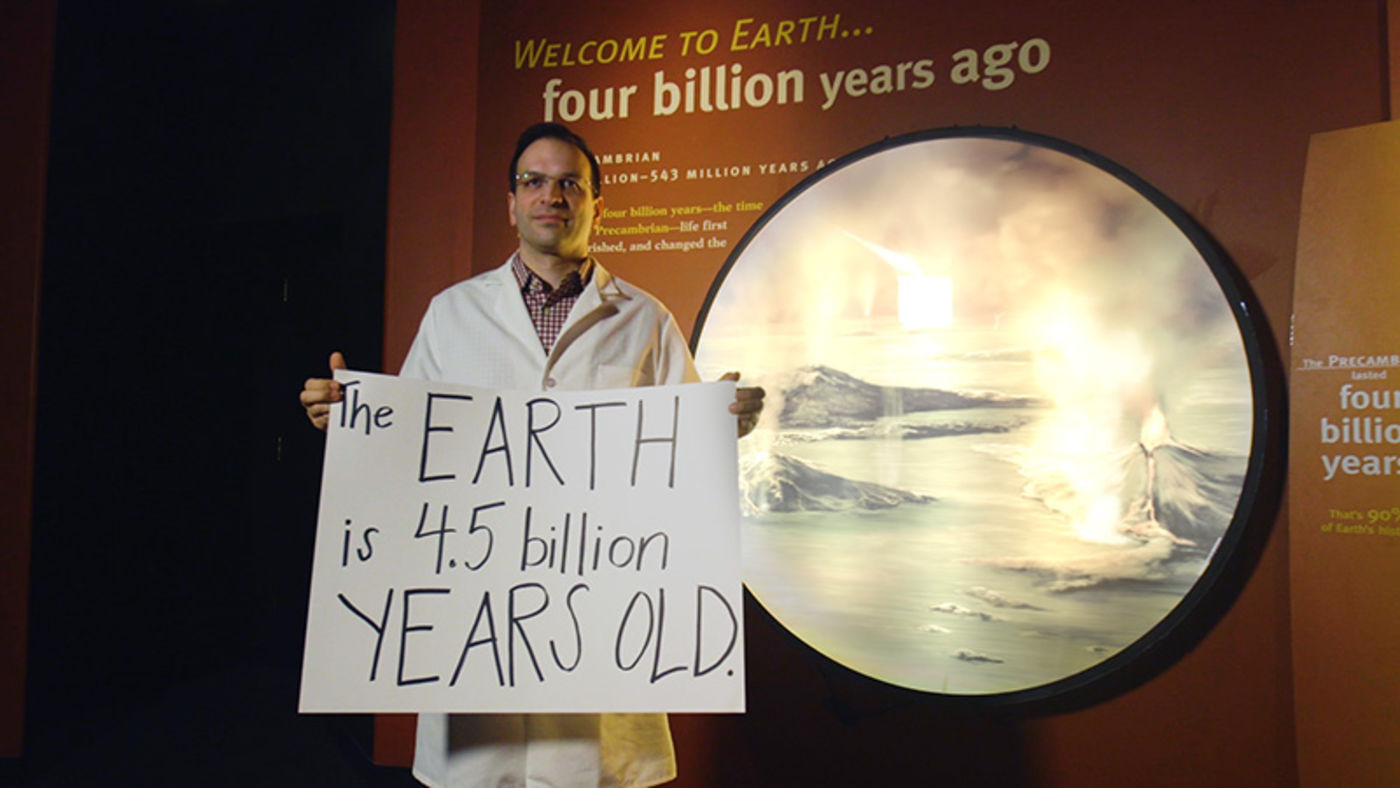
299, 371, 744, 713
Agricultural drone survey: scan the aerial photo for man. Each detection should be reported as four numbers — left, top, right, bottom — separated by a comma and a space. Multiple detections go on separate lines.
300, 122, 763, 787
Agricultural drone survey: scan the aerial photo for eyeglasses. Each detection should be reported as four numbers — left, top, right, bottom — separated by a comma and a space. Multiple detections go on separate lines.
514, 171, 593, 198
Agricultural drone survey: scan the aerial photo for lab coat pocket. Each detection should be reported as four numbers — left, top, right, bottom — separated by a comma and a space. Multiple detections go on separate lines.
591, 362, 641, 389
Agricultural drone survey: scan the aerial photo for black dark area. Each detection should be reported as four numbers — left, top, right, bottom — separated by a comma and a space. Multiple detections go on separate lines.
16, 2, 413, 785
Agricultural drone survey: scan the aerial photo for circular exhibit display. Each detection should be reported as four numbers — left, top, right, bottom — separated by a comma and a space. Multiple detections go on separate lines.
692, 127, 1270, 704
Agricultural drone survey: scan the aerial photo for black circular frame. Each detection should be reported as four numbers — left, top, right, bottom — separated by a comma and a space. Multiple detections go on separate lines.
690, 126, 1282, 713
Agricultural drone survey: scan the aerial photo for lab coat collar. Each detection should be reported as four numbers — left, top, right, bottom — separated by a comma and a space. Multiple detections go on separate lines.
579, 257, 632, 309
487, 255, 631, 310
485, 255, 633, 373
549, 257, 629, 371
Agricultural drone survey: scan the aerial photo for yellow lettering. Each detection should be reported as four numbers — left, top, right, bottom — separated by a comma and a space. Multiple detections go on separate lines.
775, 20, 795, 47
514, 39, 547, 69
751, 22, 772, 48
731, 18, 754, 51
620, 37, 648, 61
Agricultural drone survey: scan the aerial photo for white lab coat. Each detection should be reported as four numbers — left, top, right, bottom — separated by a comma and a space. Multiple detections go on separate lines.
401, 258, 697, 788
401, 259, 698, 391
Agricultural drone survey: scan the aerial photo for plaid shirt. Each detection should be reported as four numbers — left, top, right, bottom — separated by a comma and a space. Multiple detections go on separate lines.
510, 253, 591, 354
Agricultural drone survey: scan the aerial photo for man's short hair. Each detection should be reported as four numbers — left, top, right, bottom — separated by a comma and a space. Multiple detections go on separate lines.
509, 122, 602, 197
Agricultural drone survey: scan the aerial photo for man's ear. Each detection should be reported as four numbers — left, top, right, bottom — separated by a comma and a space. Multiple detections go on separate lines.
507, 190, 518, 229
592, 195, 604, 231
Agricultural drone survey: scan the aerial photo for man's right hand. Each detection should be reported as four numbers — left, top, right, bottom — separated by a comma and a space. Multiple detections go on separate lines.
300, 352, 347, 431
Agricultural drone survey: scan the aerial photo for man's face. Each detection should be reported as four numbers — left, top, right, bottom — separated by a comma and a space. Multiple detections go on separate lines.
508, 137, 601, 262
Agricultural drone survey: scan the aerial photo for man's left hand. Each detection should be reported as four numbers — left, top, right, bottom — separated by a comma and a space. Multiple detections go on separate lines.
720, 371, 765, 438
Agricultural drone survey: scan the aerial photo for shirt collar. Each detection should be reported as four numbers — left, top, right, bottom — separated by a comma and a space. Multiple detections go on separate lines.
510, 252, 593, 294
